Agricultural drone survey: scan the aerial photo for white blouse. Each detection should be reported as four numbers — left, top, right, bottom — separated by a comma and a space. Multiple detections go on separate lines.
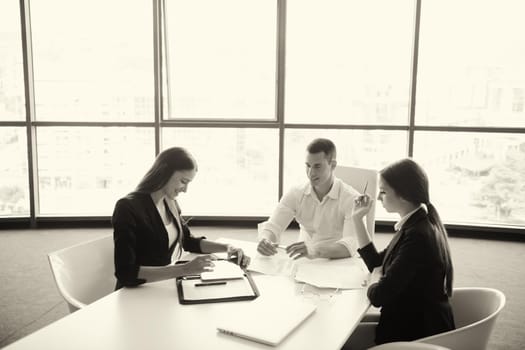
165, 220, 178, 248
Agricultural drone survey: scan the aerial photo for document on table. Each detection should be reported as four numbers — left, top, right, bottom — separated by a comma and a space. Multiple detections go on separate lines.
248, 249, 296, 276
216, 237, 296, 277
294, 258, 370, 289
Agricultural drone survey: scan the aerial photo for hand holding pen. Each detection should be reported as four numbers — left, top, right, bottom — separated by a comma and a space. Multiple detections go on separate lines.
352, 181, 373, 220
257, 238, 286, 256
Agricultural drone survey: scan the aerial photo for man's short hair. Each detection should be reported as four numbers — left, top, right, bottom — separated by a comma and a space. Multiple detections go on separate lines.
306, 138, 337, 161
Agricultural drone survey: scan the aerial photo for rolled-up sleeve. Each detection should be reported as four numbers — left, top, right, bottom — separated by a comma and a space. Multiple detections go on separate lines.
112, 199, 146, 288
336, 194, 358, 256
257, 188, 299, 243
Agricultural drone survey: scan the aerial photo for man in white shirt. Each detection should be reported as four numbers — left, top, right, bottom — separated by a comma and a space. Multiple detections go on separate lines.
257, 138, 360, 259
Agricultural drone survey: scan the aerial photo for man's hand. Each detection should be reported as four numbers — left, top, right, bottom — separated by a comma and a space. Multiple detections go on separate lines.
257, 238, 278, 256
286, 241, 316, 260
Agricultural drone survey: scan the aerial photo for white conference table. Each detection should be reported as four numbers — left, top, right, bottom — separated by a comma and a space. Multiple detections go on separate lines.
5, 240, 373, 350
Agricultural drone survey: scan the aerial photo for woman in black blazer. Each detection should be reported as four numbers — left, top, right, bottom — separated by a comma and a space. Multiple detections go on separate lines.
112, 147, 250, 289
344, 158, 455, 348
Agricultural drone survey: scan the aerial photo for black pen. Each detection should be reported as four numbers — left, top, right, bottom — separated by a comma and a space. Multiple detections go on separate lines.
194, 281, 227, 287
214, 257, 240, 265
271, 243, 287, 250
182, 275, 200, 280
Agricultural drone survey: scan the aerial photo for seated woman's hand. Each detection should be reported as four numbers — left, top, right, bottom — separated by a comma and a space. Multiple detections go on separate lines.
352, 194, 374, 220
227, 246, 251, 268
181, 255, 215, 276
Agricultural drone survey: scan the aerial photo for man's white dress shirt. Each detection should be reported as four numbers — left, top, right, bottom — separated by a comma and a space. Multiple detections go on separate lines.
258, 177, 359, 256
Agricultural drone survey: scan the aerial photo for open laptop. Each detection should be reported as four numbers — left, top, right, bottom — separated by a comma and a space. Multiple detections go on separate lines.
216, 299, 316, 346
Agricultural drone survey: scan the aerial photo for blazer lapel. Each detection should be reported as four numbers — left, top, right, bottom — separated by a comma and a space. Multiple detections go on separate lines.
142, 193, 168, 239
383, 229, 404, 273
383, 207, 428, 272
165, 199, 183, 253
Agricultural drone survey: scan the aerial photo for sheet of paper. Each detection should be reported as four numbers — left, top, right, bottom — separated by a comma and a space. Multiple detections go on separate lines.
216, 237, 295, 276
294, 258, 369, 289
248, 250, 296, 276
200, 260, 245, 281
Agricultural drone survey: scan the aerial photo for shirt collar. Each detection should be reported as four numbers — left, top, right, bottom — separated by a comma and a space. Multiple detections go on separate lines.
394, 203, 427, 231
304, 177, 340, 200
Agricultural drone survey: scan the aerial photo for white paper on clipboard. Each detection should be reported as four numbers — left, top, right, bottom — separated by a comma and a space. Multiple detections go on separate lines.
200, 260, 245, 281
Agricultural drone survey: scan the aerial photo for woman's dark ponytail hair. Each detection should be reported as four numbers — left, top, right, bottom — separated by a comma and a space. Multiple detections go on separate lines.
136, 147, 197, 194
380, 158, 454, 296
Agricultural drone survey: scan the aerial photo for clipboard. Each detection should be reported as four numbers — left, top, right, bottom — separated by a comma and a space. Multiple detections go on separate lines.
176, 269, 259, 304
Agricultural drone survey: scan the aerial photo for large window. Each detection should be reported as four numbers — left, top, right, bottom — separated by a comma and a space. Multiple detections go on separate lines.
414, 0, 525, 228
416, 0, 525, 127
36, 127, 154, 216
285, 0, 414, 125
164, 0, 277, 120
30, 0, 154, 122
413, 132, 525, 226
0, 1, 25, 122
0, 128, 29, 216
2, 0, 525, 232
0, 1, 28, 218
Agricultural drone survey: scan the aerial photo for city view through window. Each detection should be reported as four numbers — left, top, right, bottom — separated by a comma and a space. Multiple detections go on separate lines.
1, 0, 525, 229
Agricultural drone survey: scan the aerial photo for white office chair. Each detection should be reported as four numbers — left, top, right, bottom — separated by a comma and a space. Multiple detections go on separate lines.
369, 341, 450, 350
335, 165, 380, 322
334, 165, 378, 239
416, 287, 505, 350
48, 235, 116, 312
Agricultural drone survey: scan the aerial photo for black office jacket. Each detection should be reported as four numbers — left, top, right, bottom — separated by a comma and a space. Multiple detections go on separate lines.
358, 207, 455, 344
112, 192, 205, 289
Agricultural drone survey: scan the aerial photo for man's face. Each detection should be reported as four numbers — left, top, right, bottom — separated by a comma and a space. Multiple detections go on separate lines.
305, 152, 335, 187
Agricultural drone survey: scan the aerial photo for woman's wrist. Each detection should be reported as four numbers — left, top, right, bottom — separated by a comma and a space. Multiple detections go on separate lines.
171, 263, 186, 278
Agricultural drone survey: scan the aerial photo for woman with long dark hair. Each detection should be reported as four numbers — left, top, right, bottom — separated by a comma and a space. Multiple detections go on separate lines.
344, 158, 455, 348
112, 147, 249, 289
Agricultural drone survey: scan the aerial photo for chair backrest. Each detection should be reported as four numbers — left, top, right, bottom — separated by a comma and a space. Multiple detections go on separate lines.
369, 341, 451, 350
418, 287, 506, 350
334, 165, 378, 239
48, 235, 116, 313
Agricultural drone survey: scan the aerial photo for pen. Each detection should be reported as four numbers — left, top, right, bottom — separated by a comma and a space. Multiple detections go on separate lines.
182, 216, 193, 226
216, 256, 240, 264
271, 243, 287, 250
182, 275, 200, 280
363, 181, 368, 195
194, 281, 227, 287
